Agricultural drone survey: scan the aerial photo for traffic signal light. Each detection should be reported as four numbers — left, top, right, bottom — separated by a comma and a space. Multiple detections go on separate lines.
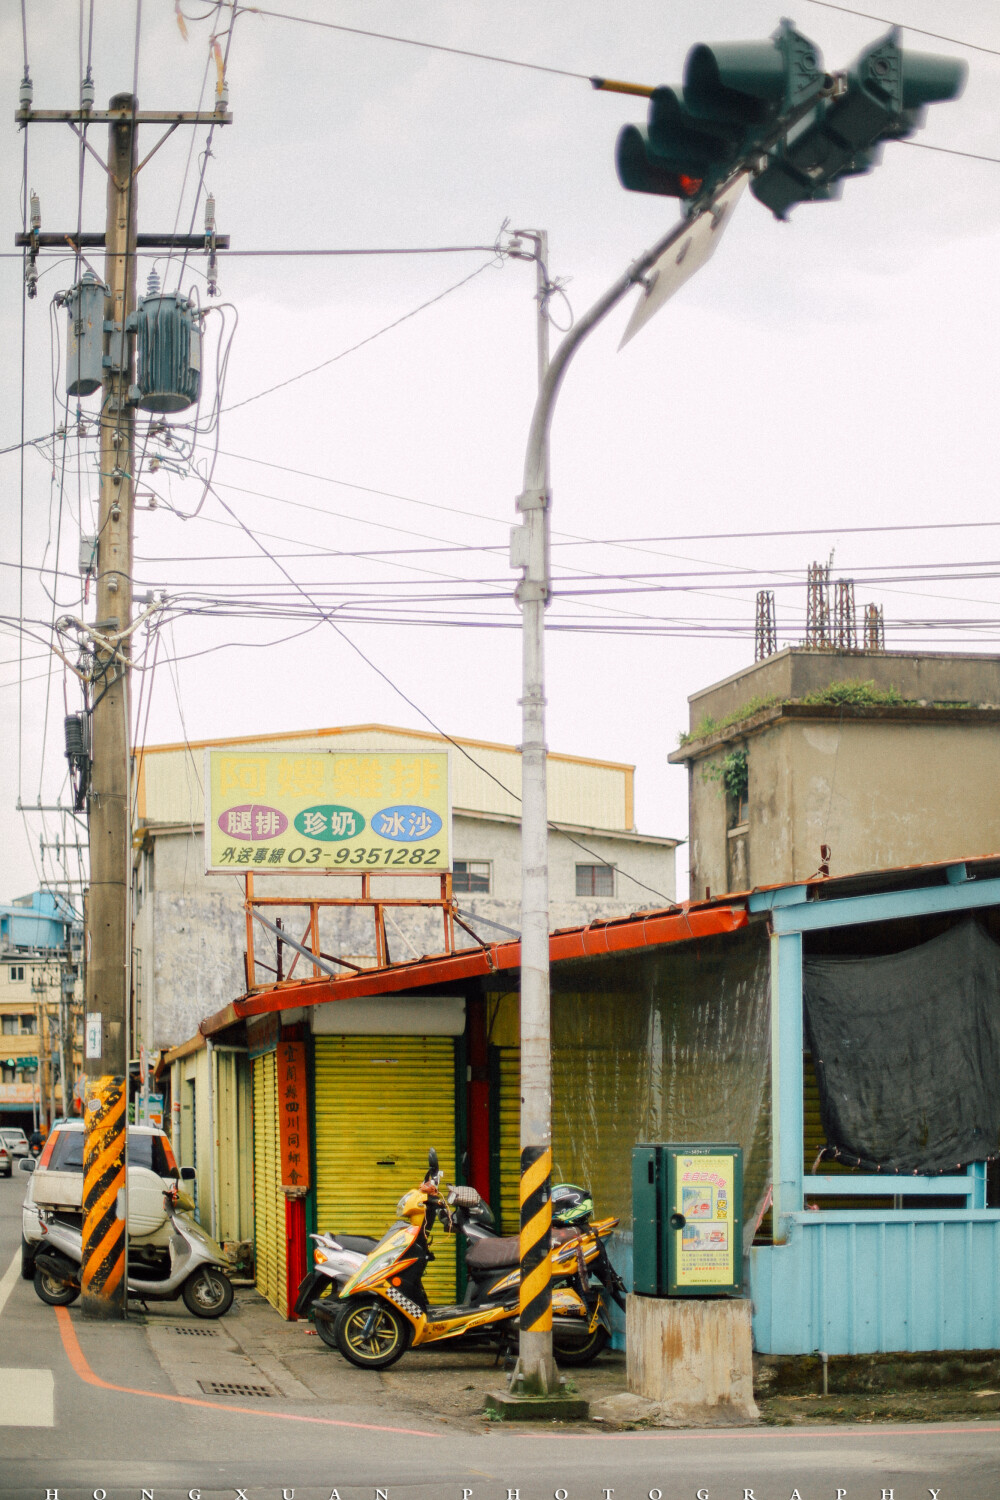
614, 20, 827, 203
751, 28, 967, 218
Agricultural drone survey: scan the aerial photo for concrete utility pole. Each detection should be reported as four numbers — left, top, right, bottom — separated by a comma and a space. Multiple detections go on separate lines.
507, 230, 558, 1395
81, 93, 140, 1319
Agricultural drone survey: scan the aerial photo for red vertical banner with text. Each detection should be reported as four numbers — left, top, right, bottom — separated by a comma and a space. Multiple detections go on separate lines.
278, 1041, 310, 1191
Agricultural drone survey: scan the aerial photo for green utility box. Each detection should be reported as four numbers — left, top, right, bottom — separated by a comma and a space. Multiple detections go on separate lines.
632, 1143, 743, 1297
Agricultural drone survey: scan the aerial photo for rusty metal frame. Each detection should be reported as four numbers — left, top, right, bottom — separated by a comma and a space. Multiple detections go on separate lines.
243, 871, 456, 993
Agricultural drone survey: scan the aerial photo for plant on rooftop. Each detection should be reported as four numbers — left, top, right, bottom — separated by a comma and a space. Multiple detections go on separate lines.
799, 678, 903, 706
679, 679, 915, 746
679, 694, 780, 746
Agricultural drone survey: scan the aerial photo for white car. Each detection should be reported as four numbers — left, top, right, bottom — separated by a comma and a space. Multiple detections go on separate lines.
0, 1139, 10, 1178
0, 1128, 28, 1161
20, 1119, 190, 1279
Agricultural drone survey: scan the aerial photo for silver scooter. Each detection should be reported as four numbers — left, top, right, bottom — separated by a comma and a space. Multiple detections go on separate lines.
293, 1230, 378, 1324
32, 1187, 235, 1318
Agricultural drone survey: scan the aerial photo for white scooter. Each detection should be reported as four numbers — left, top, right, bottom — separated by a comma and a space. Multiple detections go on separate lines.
32, 1184, 235, 1318
293, 1230, 379, 1319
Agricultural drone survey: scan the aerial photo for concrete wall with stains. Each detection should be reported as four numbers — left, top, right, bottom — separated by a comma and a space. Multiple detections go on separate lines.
674, 649, 1000, 897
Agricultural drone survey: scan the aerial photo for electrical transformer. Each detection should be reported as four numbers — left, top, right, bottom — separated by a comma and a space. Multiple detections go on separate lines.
128, 289, 202, 413
65, 270, 106, 397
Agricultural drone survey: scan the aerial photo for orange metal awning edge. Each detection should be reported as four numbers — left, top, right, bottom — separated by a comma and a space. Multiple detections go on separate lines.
201, 904, 748, 1035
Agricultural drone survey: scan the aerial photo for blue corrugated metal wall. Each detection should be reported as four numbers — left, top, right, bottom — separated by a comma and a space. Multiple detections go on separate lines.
751, 1212, 1000, 1353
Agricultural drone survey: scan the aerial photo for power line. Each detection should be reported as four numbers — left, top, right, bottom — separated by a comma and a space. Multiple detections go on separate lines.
199, 479, 677, 904
216, 245, 502, 257
222, 2, 1000, 173
897, 139, 1000, 167
222, 254, 503, 412
801, 0, 1000, 58
229, 3, 592, 81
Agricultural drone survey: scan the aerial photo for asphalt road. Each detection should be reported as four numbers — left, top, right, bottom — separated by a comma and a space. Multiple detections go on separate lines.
1, 1170, 998, 1500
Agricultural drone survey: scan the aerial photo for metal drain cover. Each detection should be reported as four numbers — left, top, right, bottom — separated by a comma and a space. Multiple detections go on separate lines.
198, 1380, 276, 1399
168, 1325, 219, 1336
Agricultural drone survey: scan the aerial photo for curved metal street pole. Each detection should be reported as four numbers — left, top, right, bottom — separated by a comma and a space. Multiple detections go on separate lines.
512, 211, 701, 1393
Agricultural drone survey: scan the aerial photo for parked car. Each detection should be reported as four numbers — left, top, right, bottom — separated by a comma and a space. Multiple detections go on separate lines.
0, 1140, 10, 1178
0, 1128, 29, 1160
19, 1119, 190, 1280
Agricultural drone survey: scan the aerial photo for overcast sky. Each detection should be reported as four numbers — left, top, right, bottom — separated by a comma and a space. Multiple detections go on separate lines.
3, 0, 999, 907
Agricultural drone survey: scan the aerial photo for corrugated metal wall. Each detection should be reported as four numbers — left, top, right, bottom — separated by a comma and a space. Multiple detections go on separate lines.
252, 1052, 287, 1316
217, 1051, 253, 1243
313, 1035, 457, 1305
495, 1048, 520, 1235
138, 729, 630, 832
751, 1216, 1000, 1353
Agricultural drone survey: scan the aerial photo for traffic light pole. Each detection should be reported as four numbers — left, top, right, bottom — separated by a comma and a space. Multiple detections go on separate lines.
510, 210, 701, 1394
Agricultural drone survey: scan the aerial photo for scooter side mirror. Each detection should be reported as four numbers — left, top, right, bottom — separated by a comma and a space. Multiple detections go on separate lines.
427, 1147, 439, 1178
180, 1166, 196, 1181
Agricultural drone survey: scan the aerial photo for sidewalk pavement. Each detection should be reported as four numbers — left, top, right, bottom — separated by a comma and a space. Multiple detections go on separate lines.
138, 1290, 630, 1431
135, 1290, 1000, 1431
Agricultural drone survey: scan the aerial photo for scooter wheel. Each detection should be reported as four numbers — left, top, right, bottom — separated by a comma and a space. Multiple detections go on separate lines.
335, 1296, 411, 1369
553, 1325, 609, 1366
182, 1267, 234, 1319
33, 1267, 79, 1307
313, 1307, 341, 1350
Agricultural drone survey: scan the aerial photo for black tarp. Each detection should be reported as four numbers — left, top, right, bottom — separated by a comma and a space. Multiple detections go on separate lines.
803, 916, 1000, 1173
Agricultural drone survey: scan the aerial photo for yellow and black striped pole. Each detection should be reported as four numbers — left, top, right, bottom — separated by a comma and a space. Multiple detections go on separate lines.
81, 1077, 127, 1317
518, 1144, 553, 1340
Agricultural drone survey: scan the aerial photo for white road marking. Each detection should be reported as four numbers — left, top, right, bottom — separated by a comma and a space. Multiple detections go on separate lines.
0, 1248, 20, 1320
0, 1367, 54, 1426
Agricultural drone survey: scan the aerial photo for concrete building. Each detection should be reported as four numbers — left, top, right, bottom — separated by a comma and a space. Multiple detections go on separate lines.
133, 724, 679, 1051
668, 649, 1000, 898
0, 892, 83, 1131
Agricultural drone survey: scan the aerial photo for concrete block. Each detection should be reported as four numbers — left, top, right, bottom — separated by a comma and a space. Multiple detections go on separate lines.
626, 1294, 759, 1426
483, 1390, 589, 1422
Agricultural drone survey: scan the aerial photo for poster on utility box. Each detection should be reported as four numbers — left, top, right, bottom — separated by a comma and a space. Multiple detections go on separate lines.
675, 1153, 736, 1290
205, 749, 451, 874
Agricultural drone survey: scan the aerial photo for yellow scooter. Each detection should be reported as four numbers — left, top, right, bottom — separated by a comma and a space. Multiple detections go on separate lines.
313, 1150, 623, 1370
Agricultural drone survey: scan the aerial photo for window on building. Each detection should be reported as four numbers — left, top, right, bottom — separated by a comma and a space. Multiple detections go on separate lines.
9, 966, 24, 982
1, 1016, 18, 1036
576, 863, 615, 897
1, 1066, 14, 1084
19, 1015, 37, 1034
452, 860, 491, 894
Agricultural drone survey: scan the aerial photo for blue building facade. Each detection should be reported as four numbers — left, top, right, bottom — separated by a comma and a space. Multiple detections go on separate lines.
749, 861, 1000, 1355
0, 891, 78, 953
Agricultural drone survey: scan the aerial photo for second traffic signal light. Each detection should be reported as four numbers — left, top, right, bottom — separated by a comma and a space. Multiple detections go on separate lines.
751, 28, 968, 218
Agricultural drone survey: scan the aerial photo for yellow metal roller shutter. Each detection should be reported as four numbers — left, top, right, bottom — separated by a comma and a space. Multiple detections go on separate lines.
497, 1048, 521, 1235
253, 1053, 288, 1316
803, 1052, 890, 1210
314, 1036, 457, 1306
